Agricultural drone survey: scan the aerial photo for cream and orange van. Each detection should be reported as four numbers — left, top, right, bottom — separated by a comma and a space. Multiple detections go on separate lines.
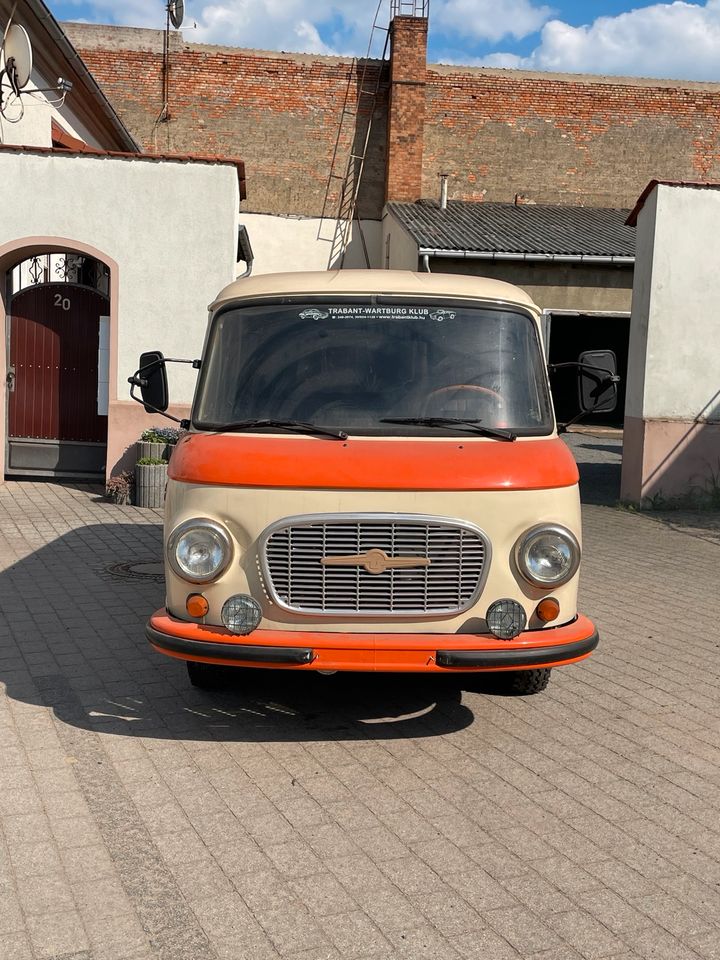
132, 270, 612, 695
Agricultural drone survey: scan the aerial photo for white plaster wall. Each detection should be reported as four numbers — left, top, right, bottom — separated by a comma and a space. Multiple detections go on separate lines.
0, 68, 51, 146
624, 188, 657, 421
382, 210, 420, 270
0, 151, 239, 401
52, 99, 107, 150
629, 184, 720, 422
0, 61, 105, 149
239, 213, 382, 274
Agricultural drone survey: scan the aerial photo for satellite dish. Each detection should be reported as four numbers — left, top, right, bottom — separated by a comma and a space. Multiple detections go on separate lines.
4, 23, 33, 91
169, 0, 184, 29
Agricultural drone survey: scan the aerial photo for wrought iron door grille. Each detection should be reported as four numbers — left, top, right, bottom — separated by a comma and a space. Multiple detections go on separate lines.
261, 515, 489, 617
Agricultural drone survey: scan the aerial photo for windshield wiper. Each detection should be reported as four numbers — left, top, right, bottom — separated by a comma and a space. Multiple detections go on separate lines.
380, 417, 516, 441
204, 418, 348, 440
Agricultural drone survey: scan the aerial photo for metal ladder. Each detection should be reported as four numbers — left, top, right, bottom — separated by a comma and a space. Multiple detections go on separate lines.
391, 0, 430, 14
318, 1, 391, 269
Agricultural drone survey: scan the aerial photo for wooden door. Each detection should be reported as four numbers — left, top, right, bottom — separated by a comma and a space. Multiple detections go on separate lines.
6, 284, 109, 475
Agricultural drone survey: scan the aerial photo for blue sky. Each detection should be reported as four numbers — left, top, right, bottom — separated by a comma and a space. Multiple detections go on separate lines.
49, 1, 720, 81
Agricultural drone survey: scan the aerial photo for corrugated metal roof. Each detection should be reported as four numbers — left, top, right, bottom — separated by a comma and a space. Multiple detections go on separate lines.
387, 199, 635, 260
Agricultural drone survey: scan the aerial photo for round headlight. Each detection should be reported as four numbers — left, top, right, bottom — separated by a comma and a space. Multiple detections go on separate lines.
222, 595, 262, 635
168, 519, 232, 583
515, 524, 580, 587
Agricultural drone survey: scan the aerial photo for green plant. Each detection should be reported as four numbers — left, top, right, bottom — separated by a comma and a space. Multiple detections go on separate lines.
641, 490, 680, 511
136, 456, 168, 466
106, 471, 133, 504
140, 426, 180, 444
689, 459, 720, 509
626, 464, 720, 512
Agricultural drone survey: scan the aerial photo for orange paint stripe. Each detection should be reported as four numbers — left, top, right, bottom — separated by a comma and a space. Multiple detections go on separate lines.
169, 434, 579, 491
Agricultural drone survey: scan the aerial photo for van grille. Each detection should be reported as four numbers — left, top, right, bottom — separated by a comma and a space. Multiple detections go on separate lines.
262, 515, 489, 617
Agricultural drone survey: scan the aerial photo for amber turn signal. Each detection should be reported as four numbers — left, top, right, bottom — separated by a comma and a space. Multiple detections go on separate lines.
186, 594, 209, 618
536, 598, 560, 623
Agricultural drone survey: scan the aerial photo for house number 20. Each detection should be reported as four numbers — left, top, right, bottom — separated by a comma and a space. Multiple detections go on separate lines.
54, 293, 71, 311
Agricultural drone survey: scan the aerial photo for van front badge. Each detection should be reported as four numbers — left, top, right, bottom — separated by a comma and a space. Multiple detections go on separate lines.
321, 549, 431, 576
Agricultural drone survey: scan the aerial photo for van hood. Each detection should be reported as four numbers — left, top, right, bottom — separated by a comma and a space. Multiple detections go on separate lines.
168, 434, 578, 491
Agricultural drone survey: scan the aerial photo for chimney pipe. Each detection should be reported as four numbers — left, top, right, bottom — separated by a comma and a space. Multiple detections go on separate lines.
439, 173, 449, 209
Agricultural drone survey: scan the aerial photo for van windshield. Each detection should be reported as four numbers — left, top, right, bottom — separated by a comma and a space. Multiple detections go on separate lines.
193, 299, 554, 436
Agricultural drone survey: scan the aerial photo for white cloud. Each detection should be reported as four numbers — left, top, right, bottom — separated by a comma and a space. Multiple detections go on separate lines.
60, 0, 554, 53
58, 0, 377, 53
470, 1, 720, 81
433, 0, 554, 43
186, 1, 340, 52
58, 0, 720, 81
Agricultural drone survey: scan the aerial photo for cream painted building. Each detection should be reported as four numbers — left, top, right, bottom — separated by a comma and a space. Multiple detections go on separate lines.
621, 182, 720, 502
0, 0, 244, 481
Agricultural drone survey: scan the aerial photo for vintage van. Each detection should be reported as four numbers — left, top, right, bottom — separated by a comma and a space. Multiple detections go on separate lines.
132, 270, 613, 695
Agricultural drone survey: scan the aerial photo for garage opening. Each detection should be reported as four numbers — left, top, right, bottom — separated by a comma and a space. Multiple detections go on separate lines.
547, 311, 630, 428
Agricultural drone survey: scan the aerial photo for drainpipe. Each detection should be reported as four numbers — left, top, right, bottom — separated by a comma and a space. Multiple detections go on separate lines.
421, 254, 431, 272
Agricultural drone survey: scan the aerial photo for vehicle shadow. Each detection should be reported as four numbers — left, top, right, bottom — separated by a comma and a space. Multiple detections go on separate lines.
576, 460, 622, 505
1, 522, 486, 742
563, 434, 622, 506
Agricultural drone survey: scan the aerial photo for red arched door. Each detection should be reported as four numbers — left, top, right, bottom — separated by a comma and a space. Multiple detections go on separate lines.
6, 284, 109, 476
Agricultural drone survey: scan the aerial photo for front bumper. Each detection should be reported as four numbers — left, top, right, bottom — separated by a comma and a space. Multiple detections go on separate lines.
146, 610, 599, 673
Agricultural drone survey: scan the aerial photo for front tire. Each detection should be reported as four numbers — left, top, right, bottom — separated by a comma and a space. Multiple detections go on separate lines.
503, 668, 551, 695
186, 660, 229, 690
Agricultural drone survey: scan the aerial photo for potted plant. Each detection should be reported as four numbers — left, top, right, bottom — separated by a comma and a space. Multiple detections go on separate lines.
137, 426, 180, 462
134, 456, 168, 508
106, 471, 133, 505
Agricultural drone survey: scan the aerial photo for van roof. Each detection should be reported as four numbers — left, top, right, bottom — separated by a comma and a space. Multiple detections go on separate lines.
210, 269, 538, 311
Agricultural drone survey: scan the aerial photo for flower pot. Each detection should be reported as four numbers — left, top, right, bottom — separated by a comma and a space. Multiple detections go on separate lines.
137, 440, 171, 461
134, 462, 168, 508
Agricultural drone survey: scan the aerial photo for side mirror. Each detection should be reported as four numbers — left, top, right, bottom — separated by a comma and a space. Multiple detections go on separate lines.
137, 351, 169, 413
578, 349, 618, 414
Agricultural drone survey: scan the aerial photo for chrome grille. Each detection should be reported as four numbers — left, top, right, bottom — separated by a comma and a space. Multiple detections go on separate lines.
261, 514, 490, 617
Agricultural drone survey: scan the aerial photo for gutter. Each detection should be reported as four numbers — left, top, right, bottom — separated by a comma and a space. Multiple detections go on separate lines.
32, 0, 141, 152
420, 248, 635, 266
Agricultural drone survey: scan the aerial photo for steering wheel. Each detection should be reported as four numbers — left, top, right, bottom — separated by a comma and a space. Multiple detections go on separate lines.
426, 384, 503, 409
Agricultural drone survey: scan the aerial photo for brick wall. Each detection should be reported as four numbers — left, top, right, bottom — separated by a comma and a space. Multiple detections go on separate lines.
67, 21, 720, 216
424, 66, 720, 207
66, 24, 389, 219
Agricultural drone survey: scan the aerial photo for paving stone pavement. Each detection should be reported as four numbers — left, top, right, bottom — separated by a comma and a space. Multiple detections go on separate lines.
1, 439, 720, 960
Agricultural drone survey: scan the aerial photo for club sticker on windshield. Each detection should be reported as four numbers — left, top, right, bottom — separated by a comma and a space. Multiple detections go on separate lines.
297, 306, 456, 321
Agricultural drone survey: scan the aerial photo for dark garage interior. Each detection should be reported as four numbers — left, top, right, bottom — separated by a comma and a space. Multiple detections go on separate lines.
548, 312, 630, 428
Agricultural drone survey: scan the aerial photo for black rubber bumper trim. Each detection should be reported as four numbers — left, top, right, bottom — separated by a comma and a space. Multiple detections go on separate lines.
436, 630, 599, 668
147, 625, 314, 665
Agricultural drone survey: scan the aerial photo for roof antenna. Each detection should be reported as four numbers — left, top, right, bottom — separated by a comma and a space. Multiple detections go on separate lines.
160, 0, 184, 122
